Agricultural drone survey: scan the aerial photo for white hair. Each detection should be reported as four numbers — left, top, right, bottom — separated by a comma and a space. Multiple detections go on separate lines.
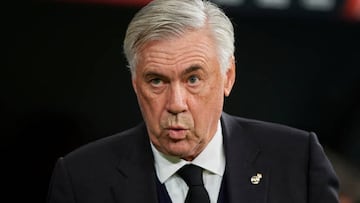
123, 0, 235, 76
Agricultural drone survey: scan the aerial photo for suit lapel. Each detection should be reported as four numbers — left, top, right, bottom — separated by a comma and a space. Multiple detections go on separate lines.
221, 113, 269, 203
110, 124, 158, 203
109, 113, 270, 203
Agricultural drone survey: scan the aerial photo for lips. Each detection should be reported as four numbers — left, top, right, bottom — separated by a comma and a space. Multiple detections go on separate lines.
166, 126, 188, 140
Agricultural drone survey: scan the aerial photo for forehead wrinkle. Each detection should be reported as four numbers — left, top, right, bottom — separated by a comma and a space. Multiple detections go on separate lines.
141, 42, 213, 71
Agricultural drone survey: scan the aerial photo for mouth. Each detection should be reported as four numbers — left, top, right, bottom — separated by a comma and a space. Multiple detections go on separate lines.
166, 126, 188, 140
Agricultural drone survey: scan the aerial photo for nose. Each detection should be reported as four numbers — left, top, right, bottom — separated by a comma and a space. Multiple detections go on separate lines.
166, 83, 188, 115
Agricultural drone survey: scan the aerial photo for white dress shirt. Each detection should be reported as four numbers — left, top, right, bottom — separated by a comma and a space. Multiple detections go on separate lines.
151, 121, 226, 203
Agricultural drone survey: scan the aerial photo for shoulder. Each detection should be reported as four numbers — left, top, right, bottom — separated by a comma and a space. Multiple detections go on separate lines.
62, 122, 148, 165
222, 112, 310, 136
221, 112, 313, 150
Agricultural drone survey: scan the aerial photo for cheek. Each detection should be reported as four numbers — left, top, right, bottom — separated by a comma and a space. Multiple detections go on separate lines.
136, 83, 159, 106
136, 86, 157, 116
191, 79, 224, 123
200, 78, 225, 105
136, 85, 169, 124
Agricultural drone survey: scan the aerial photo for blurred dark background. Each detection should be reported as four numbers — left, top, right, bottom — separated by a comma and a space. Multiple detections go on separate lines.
3, 0, 360, 202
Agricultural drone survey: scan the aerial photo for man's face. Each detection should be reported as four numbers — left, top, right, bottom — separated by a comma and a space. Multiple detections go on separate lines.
132, 28, 235, 161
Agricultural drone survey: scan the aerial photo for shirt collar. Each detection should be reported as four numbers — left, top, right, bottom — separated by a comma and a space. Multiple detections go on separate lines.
151, 120, 226, 183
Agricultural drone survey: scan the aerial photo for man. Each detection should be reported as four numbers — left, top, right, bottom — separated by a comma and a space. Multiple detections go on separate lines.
47, 0, 339, 202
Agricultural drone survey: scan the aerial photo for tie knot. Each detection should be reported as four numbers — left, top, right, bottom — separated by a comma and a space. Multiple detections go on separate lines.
177, 164, 204, 187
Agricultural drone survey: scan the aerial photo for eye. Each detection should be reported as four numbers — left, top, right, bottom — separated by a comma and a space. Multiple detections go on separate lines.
188, 75, 200, 85
149, 78, 163, 87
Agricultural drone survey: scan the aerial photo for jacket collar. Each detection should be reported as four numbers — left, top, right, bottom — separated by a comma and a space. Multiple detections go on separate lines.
111, 123, 158, 203
221, 112, 268, 203
111, 113, 269, 203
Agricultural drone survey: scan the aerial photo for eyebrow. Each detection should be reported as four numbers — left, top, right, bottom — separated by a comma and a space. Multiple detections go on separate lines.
143, 71, 164, 80
182, 65, 203, 75
142, 65, 204, 80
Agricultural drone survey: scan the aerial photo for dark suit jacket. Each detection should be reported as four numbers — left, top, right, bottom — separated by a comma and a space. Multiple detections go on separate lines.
47, 112, 339, 203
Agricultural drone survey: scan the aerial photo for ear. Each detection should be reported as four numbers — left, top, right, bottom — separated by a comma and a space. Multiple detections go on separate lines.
132, 76, 138, 95
224, 56, 236, 97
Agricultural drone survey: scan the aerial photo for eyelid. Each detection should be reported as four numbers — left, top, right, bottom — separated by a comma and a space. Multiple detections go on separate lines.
149, 78, 162, 84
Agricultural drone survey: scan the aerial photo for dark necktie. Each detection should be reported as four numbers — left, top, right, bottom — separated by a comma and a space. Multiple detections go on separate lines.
177, 164, 210, 203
